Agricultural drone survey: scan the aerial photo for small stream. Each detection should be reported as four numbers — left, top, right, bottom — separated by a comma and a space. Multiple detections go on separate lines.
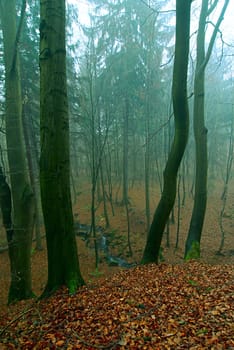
75, 223, 136, 268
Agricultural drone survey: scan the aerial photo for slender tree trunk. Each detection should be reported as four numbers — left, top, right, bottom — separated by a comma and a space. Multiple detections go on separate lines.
100, 162, 110, 228
145, 139, 150, 232
217, 111, 233, 253
145, 100, 151, 232
185, 1, 207, 260
181, 158, 186, 206
22, 103, 42, 250
104, 142, 115, 216
114, 118, 122, 203
122, 98, 129, 204
1, 0, 35, 303
141, 0, 191, 264
40, 0, 84, 295
175, 173, 181, 249
185, 0, 230, 259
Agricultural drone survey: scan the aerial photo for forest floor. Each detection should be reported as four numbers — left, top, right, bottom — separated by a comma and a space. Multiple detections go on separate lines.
0, 183, 233, 349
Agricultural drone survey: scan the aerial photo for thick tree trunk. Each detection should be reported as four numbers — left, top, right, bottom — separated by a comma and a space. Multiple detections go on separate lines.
40, 0, 84, 295
0, 0, 35, 303
141, 0, 191, 264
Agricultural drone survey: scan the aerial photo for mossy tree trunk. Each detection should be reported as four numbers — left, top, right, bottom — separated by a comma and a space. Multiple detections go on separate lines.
0, 0, 35, 304
40, 0, 84, 296
141, 0, 191, 264
185, 0, 230, 260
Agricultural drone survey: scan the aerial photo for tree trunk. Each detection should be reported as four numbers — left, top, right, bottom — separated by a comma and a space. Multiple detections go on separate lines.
141, 0, 191, 264
0, 167, 13, 245
40, 0, 84, 295
144, 95, 151, 232
122, 98, 129, 204
185, 0, 230, 260
0, 0, 35, 303
22, 103, 43, 250
185, 1, 207, 259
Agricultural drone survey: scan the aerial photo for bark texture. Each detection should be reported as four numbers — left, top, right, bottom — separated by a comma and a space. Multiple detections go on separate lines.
185, 0, 230, 259
40, 0, 84, 295
141, 0, 191, 264
0, 0, 35, 303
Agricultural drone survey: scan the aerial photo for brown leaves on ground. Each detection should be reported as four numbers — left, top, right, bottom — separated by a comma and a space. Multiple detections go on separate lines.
0, 261, 233, 349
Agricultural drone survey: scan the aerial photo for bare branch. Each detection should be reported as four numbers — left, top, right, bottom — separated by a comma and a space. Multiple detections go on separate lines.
139, 0, 175, 14
199, 0, 230, 74
139, 0, 157, 13
207, 0, 219, 16
206, 20, 234, 47
160, 53, 174, 68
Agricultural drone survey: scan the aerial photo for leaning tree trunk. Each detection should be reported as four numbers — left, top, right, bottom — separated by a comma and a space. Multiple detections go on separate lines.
40, 0, 84, 296
185, 0, 230, 260
141, 0, 191, 264
0, 0, 35, 304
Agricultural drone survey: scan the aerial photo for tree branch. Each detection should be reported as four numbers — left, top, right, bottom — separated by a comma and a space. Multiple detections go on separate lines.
11, 0, 27, 72
199, 0, 230, 74
207, 0, 219, 16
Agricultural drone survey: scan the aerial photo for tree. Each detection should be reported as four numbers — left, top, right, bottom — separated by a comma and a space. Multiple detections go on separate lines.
40, 0, 84, 295
80, 0, 173, 241
218, 107, 233, 253
0, 0, 35, 303
141, 0, 192, 264
20, 0, 42, 251
185, 0, 230, 260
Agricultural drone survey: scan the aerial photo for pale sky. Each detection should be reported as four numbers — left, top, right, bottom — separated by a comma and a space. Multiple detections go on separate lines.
67, 0, 234, 67
69, 0, 233, 44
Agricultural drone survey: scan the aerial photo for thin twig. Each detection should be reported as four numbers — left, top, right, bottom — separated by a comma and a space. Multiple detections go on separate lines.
0, 307, 34, 337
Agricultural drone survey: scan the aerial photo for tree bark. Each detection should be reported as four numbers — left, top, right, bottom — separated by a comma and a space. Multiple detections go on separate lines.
141, 0, 191, 264
0, 0, 35, 303
40, 0, 84, 295
185, 0, 230, 260
0, 167, 13, 244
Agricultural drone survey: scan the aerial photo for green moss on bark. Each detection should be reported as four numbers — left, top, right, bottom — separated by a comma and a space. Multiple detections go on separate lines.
184, 241, 200, 261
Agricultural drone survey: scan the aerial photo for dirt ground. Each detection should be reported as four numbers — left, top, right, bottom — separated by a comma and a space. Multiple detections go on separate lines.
0, 182, 233, 311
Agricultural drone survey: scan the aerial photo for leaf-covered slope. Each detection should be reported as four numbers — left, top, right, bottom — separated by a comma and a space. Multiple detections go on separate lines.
0, 261, 233, 349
